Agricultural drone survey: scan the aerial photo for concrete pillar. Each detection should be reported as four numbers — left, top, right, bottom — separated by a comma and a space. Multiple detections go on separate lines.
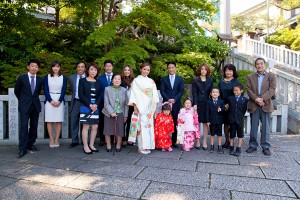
8, 88, 19, 144
220, 0, 230, 34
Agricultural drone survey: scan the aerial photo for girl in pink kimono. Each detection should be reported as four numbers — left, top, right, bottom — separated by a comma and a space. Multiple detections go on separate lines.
177, 98, 200, 151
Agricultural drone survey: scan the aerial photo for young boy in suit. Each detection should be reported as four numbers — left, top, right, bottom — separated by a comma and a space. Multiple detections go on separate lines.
206, 87, 225, 153
227, 84, 249, 156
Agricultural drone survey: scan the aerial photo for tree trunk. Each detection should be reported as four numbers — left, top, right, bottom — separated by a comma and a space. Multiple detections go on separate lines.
55, 7, 60, 27
101, 0, 106, 25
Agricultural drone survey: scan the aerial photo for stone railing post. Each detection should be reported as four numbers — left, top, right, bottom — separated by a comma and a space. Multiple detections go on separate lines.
8, 88, 19, 144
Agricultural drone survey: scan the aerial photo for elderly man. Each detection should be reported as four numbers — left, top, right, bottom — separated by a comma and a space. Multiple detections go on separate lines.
246, 58, 276, 156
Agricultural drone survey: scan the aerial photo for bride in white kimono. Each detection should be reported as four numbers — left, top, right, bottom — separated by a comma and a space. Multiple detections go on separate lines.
128, 63, 159, 154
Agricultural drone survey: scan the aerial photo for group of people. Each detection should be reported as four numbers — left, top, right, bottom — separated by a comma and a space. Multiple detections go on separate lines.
14, 57, 276, 158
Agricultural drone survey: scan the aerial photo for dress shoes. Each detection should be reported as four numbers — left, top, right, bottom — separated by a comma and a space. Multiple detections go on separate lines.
27, 145, 39, 151
262, 148, 271, 156
83, 148, 93, 154
106, 148, 112, 152
116, 148, 122, 152
17, 151, 27, 158
89, 146, 99, 153
246, 147, 257, 153
69, 142, 79, 148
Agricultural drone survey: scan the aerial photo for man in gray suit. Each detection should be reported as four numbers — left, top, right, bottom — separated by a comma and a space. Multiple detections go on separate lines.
69, 62, 86, 148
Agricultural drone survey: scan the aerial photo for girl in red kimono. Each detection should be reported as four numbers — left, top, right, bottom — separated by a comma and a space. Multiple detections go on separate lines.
154, 103, 174, 151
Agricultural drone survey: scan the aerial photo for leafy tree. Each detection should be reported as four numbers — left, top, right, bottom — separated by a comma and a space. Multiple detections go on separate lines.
266, 25, 300, 51
272, 0, 300, 10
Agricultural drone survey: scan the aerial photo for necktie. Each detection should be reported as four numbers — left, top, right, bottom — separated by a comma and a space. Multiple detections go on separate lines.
214, 100, 217, 105
79, 74, 82, 79
107, 74, 111, 85
30, 76, 35, 94
236, 96, 239, 102
170, 75, 174, 89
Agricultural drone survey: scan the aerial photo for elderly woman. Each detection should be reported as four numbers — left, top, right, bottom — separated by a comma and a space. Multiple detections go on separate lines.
102, 73, 129, 152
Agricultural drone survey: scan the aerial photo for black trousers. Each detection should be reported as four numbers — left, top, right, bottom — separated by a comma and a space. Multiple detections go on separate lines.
19, 104, 39, 152
123, 106, 134, 141
230, 121, 244, 139
171, 106, 180, 145
210, 124, 222, 137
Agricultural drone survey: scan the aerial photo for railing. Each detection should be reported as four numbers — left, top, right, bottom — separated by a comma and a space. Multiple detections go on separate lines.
0, 88, 288, 144
227, 52, 299, 134
240, 34, 300, 72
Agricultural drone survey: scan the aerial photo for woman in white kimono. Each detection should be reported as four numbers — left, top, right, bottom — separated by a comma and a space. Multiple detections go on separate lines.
128, 63, 159, 154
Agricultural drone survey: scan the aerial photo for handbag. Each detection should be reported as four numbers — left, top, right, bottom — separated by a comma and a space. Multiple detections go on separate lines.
128, 114, 139, 143
80, 105, 99, 122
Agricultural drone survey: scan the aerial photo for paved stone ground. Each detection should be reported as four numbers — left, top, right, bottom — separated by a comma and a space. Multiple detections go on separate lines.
1, 135, 300, 200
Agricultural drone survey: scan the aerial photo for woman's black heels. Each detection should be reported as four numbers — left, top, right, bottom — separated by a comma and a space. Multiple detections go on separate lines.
116, 148, 122, 152
89, 145, 99, 153
106, 147, 112, 152
83, 148, 93, 154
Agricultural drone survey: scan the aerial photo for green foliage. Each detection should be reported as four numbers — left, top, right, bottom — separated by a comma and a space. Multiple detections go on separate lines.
0, 0, 231, 95
237, 69, 253, 93
266, 26, 300, 51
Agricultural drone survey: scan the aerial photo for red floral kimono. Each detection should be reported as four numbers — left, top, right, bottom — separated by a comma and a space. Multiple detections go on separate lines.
154, 113, 174, 150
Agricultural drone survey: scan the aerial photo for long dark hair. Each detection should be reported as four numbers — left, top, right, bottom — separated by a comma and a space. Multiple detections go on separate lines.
121, 65, 135, 87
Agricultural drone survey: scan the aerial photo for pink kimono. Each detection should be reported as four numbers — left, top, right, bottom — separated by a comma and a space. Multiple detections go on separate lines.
177, 108, 200, 151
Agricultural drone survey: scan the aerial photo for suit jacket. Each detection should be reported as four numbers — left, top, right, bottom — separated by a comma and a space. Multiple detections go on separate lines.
227, 95, 249, 125
14, 73, 43, 113
246, 71, 276, 113
206, 98, 225, 124
192, 77, 213, 106
98, 74, 113, 108
69, 74, 78, 112
102, 86, 129, 118
78, 78, 101, 107
43, 75, 67, 103
160, 75, 184, 110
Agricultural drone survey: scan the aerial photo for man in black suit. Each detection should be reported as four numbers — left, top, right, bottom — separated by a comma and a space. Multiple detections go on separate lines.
14, 59, 43, 158
69, 62, 86, 148
160, 62, 184, 148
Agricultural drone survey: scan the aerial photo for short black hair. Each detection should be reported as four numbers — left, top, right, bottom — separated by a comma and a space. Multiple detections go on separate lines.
255, 57, 266, 65
27, 59, 41, 68
167, 61, 176, 67
75, 61, 86, 69
210, 87, 220, 93
233, 83, 244, 90
104, 59, 114, 66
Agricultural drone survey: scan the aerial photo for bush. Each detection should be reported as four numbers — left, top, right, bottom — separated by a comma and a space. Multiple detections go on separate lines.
237, 69, 253, 93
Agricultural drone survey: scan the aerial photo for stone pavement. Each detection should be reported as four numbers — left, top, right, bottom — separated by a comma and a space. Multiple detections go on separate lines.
1, 135, 300, 200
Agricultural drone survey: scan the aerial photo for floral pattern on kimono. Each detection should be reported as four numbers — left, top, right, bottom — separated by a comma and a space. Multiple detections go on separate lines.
128, 75, 159, 150
154, 113, 174, 150
177, 108, 200, 151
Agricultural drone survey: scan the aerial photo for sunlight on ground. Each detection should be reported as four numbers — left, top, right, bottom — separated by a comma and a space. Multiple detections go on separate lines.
147, 192, 187, 200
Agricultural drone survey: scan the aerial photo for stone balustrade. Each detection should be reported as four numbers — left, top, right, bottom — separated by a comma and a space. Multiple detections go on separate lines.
0, 87, 288, 144
226, 52, 299, 134
240, 35, 300, 72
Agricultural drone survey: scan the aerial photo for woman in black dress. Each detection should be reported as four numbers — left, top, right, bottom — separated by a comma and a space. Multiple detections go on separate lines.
192, 64, 213, 150
79, 63, 101, 154
218, 64, 240, 148
121, 65, 135, 146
